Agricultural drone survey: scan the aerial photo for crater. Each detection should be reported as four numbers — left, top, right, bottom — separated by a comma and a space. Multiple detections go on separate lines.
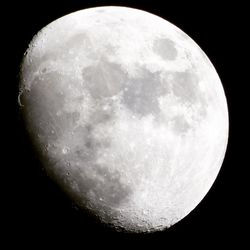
153, 38, 178, 61
68, 162, 132, 216
23, 32, 94, 76
63, 124, 132, 210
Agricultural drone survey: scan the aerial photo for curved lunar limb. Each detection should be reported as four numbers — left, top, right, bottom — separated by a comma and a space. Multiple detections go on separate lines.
19, 6, 229, 233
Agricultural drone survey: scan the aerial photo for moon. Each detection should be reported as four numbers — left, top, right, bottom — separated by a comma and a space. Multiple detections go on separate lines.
19, 6, 229, 233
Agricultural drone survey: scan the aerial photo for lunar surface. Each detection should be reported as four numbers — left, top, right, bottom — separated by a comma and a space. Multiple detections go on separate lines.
19, 6, 229, 233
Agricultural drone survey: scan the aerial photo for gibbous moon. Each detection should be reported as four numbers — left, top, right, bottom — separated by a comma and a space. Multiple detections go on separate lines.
19, 6, 229, 233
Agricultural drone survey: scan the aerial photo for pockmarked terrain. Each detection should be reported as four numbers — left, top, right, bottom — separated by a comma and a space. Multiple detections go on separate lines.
19, 6, 229, 233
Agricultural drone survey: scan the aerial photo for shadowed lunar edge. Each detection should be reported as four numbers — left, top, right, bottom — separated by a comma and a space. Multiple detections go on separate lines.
20, 53, 206, 218
18, 6, 228, 233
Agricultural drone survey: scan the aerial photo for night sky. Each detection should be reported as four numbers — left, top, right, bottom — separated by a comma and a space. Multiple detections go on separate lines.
4, 0, 245, 248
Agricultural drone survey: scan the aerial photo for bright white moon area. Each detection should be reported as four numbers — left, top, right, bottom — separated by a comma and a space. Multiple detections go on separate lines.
19, 6, 229, 233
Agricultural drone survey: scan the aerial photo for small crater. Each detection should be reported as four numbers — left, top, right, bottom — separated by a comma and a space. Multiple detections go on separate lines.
62, 147, 70, 154
68, 162, 132, 210
94, 166, 132, 207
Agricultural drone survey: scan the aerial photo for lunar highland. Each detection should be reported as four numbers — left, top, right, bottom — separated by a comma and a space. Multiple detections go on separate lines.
19, 6, 229, 233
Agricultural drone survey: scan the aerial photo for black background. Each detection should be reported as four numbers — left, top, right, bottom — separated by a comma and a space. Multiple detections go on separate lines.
4, 0, 246, 248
